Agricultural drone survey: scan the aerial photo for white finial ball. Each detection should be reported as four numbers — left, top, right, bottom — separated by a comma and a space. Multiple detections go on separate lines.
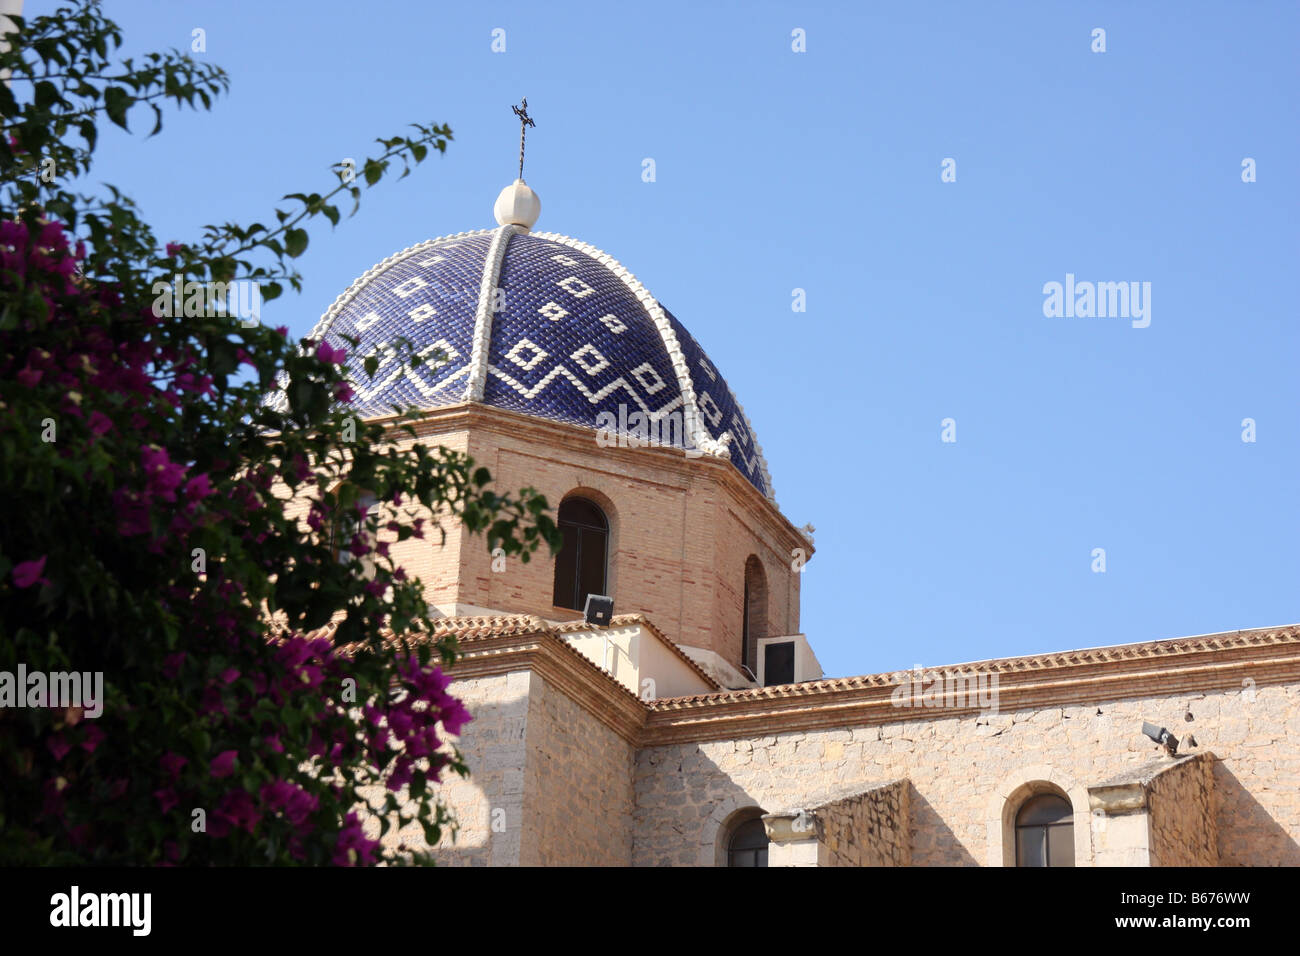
493, 179, 541, 230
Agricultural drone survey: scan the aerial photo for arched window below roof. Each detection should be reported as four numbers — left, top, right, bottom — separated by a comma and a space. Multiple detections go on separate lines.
1014, 792, 1075, 867
726, 815, 769, 868
552, 496, 608, 612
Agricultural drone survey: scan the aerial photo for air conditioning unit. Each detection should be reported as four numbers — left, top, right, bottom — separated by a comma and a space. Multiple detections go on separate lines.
756, 634, 822, 687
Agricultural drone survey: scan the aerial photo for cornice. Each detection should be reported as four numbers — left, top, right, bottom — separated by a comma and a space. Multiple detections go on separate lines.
640, 625, 1300, 746
361, 402, 810, 553
370, 618, 1300, 750
443, 618, 648, 744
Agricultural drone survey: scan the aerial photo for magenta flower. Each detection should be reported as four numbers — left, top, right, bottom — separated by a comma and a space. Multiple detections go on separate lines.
12, 556, 49, 589
206, 812, 232, 839
87, 410, 113, 436
159, 751, 187, 779
184, 473, 214, 499
47, 734, 71, 762
260, 780, 295, 815
141, 446, 186, 501
210, 749, 238, 779
79, 724, 105, 753
16, 367, 41, 387
153, 788, 179, 813
333, 811, 380, 866
387, 709, 414, 738
315, 341, 347, 364
440, 698, 473, 737
387, 759, 413, 792
165, 242, 184, 257
161, 652, 186, 679
217, 789, 259, 834
112, 488, 151, 537
285, 788, 318, 826
198, 685, 227, 717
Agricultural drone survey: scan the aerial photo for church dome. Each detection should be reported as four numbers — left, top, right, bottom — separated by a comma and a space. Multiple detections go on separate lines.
302, 223, 775, 499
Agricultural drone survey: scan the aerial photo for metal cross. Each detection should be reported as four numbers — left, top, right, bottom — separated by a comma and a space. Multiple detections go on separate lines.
512, 97, 535, 182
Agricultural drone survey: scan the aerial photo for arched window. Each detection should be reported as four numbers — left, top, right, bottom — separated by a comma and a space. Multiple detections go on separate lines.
1014, 793, 1075, 867
727, 817, 769, 867
741, 556, 767, 675
552, 497, 608, 611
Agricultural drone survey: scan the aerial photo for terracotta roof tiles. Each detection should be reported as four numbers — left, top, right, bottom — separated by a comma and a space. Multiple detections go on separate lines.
645, 624, 1300, 710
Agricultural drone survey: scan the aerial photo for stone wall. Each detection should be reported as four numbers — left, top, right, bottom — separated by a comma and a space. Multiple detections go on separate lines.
1089, 805, 1153, 867
633, 681, 1300, 866
519, 671, 635, 865
430, 671, 532, 866
1148, 753, 1218, 866
424, 669, 636, 866
815, 780, 911, 866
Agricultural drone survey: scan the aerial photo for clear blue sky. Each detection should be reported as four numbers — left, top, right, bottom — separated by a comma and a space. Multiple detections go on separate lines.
44, 0, 1299, 678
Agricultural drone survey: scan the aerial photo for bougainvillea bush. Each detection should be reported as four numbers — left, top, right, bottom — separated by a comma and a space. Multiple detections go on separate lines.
0, 1, 558, 864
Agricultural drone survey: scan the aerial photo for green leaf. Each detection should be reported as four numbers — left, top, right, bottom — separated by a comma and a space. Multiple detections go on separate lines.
77, 119, 97, 152
284, 228, 308, 258
34, 80, 59, 110
104, 86, 130, 130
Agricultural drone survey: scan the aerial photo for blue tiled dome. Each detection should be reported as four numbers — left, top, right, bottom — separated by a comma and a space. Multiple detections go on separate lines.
300, 226, 774, 499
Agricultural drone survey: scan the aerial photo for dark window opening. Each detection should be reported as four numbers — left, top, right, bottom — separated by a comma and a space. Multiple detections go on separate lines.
742, 578, 752, 670
764, 640, 795, 686
553, 497, 608, 611
727, 817, 769, 867
1015, 793, 1075, 867
742, 556, 767, 676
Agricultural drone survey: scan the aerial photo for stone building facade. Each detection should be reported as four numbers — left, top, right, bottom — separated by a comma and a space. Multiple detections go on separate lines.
304, 180, 1300, 866
420, 618, 1298, 867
